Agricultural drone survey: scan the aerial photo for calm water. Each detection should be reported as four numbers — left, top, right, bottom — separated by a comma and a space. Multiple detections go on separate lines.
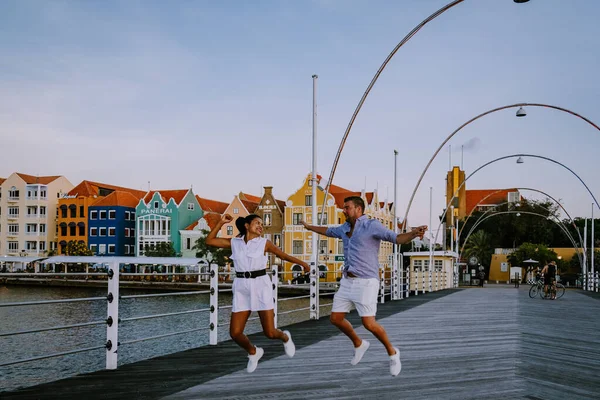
0, 284, 328, 392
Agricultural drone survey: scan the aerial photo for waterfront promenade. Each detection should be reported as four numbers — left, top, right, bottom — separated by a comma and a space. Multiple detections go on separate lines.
4, 286, 600, 400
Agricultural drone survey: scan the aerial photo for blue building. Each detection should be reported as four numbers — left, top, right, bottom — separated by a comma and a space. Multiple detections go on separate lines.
88, 191, 141, 256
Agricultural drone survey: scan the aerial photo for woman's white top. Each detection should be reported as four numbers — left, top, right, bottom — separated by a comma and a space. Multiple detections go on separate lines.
230, 236, 268, 272
229, 236, 272, 312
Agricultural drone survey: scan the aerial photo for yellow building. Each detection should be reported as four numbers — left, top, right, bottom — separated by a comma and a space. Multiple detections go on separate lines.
488, 247, 582, 282
281, 174, 395, 283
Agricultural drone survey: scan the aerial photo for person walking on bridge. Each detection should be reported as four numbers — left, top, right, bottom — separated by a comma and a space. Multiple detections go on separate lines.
207, 213, 310, 373
302, 195, 427, 376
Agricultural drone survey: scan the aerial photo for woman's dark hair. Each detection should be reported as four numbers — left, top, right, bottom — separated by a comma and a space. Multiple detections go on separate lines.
235, 214, 262, 237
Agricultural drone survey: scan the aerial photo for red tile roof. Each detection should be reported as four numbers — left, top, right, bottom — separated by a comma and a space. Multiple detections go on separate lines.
240, 192, 262, 203
68, 180, 146, 198
276, 199, 286, 210
143, 189, 190, 206
196, 196, 228, 214
184, 212, 222, 231
16, 173, 62, 185
0, 178, 5, 185
241, 200, 259, 213
465, 189, 519, 215
91, 191, 141, 208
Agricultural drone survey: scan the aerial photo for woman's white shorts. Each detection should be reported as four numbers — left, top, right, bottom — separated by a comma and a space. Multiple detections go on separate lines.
332, 277, 379, 317
231, 275, 274, 313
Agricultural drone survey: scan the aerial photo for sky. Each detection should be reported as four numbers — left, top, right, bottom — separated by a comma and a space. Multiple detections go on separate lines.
2, 0, 600, 232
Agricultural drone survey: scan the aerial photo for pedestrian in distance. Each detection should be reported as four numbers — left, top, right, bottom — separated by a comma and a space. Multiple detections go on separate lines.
301, 196, 427, 377
206, 213, 310, 373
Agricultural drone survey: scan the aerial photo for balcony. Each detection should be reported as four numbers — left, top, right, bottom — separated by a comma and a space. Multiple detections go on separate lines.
7, 215, 19, 220
25, 232, 39, 236
7, 196, 19, 202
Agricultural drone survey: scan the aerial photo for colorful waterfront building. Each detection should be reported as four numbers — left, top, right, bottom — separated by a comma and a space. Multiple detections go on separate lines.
253, 186, 286, 267
0, 172, 73, 256
179, 196, 228, 258
282, 174, 395, 283
135, 189, 203, 256
56, 180, 145, 255
217, 192, 260, 239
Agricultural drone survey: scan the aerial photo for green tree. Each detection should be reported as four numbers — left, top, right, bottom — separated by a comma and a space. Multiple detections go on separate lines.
65, 240, 93, 256
462, 230, 493, 275
193, 229, 231, 266
143, 242, 176, 257
507, 242, 557, 268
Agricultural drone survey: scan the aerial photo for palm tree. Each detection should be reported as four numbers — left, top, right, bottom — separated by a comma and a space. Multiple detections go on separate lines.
463, 230, 493, 275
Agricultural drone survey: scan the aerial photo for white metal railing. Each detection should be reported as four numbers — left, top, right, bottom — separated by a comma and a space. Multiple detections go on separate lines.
0, 256, 449, 379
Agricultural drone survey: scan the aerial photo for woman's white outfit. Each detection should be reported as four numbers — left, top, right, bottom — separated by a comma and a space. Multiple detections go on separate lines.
230, 236, 273, 312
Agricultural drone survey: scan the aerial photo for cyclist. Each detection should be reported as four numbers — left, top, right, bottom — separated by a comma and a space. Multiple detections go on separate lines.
541, 261, 557, 299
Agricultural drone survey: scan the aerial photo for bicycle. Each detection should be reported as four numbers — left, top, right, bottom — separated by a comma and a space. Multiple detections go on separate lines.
528, 278, 565, 299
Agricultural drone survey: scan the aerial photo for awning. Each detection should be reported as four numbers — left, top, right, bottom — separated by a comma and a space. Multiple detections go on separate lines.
68, 204, 77, 209
59, 204, 67, 210
77, 222, 85, 227
68, 222, 76, 227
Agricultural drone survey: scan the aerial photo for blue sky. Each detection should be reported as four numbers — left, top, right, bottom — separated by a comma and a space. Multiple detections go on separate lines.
2, 0, 599, 230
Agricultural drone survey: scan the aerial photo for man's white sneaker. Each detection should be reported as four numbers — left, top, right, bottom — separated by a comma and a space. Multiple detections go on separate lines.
389, 347, 401, 376
247, 347, 264, 373
283, 330, 295, 358
350, 340, 370, 365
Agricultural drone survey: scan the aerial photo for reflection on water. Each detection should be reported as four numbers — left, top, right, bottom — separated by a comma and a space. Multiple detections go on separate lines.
0, 285, 332, 392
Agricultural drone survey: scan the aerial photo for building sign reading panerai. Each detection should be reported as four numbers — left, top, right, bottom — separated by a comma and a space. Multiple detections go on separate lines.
140, 208, 173, 215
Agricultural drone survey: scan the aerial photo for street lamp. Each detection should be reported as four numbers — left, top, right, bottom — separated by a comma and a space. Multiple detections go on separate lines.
514, 0, 530, 3
516, 107, 527, 117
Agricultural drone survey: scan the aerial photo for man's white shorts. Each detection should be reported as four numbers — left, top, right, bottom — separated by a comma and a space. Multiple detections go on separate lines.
332, 276, 379, 317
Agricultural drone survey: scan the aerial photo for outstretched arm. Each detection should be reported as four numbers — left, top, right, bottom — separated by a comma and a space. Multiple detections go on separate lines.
205, 214, 233, 249
395, 225, 427, 245
265, 241, 310, 273
300, 220, 329, 236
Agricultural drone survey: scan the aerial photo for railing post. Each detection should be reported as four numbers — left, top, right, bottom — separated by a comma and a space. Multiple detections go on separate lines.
392, 254, 399, 300
422, 269, 426, 295
309, 260, 319, 320
379, 265, 385, 304
209, 263, 218, 345
271, 265, 279, 328
106, 261, 120, 370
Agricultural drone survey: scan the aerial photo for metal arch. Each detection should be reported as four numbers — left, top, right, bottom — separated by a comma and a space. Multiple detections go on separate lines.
317, 0, 465, 224
402, 103, 600, 230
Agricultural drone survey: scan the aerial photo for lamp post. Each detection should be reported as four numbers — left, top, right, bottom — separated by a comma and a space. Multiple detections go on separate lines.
310, 74, 320, 320
402, 103, 600, 231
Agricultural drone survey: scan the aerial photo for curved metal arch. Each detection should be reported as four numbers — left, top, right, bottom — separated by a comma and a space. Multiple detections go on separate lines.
402, 103, 600, 230
317, 0, 465, 224
457, 187, 584, 249
460, 210, 583, 267
436, 153, 599, 251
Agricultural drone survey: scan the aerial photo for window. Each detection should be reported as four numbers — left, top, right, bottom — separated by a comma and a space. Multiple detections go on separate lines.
273, 234, 281, 248
293, 213, 303, 225
109, 227, 115, 236
124, 245, 130, 255
8, 241, 19, 251
108, 210, 116, 219
90, 210, 98, 220
79, 206, 85, 218
60, 226, 67, 236
508, 191, 520, 203
8, 224, 19, 234
61, 208, 67, 218
9, 188, 19, 199
99, 244, 106, 254
293, 240, 303, 255
108, 244, 115, 254
40, 188, 47, 199
263, 213, 272, 226
154, 201, 159, 209
413, 259, 423, 272
26, 224, 37, 233
434, 260, 443, 272
125, 228, 129, 237
70, 207, 76, 218
337, 240, 344, 255
187, 203, 194, 210
125, 211, 130, 221
90, 228, 98, 236
79, 226, 85, 236
8, 206, 19, 218
186, 238, 191, 250
39, 241, 46, 251
26, 241, 37, 250
233, 208, 239, 214
423, 259, 430, 272
316, 212, 327, 224
40, 206, 46, 216
40, 224, 46, 234
99, 228, 107, 236
305, 195, 312, 206
319, 240, 328, 254
90, 244, 97, 253
99, 210, 107, 220
69, 226, 76, 236
226, 226, 233, 235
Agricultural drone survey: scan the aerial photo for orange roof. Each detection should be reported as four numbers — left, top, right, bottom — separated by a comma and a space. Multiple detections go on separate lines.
465, 189, 519, 215
184, 212, 222, 231
0, 178, 5, 185
91, 191, 141, 208
242, 200, 259, 213
68, 180, 146, 198
276, 199, 286, 210
143, 189, 189, 206
240, 192, 262, 203
16, 173, 62, 185
329, 183, 353, 193
196, 196, 228, 214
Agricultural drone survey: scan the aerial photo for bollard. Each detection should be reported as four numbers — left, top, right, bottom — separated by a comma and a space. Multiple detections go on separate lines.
209, 263, 218, 345
106, 261, 120, 370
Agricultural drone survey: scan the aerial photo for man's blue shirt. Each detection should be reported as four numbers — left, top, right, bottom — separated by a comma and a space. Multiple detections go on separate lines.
325, 215, 397, 279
